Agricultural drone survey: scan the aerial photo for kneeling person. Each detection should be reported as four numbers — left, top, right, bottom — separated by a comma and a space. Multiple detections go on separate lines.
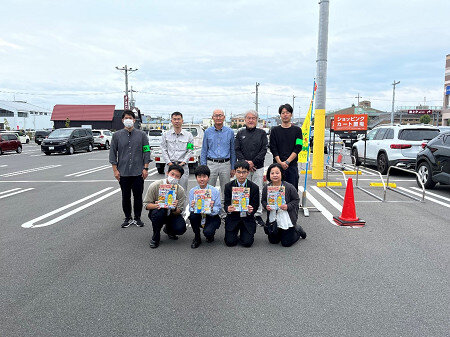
188, 165, 222, 249
143, 164, 187, 248
223, 160, 260, 248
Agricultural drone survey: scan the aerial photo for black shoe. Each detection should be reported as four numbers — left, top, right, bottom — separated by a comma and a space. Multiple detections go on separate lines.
205, 236, 214, 243
121, 218, 132, 228
255, 216, 265, 227
134, 218, 145, 227
191, 237, 202, 249
296, 225, 307, 239
163, 225, 178, 240
150, 239, 159, 248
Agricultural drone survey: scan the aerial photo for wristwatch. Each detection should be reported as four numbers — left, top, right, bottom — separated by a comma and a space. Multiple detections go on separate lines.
285, 160, 290, 165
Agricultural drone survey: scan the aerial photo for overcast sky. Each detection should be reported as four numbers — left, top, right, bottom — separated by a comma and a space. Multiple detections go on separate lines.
0, 0, 449, 120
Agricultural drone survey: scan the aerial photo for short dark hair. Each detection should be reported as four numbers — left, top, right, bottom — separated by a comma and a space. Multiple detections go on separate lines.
194, 165, 210, 177
171, 111, 183, 119
278, 104, 293, 115
266, 163, 284, 182
235, 160, 250, 171
122, 110, 136, 119
168, 164, 184, 176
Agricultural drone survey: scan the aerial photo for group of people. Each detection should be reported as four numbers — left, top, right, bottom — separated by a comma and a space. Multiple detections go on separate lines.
109, 104, 307, 249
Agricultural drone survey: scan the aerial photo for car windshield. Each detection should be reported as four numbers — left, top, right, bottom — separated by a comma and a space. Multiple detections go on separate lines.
92, 131, 101, 136
182, 128, 198, 137
398, 129, 439, 141
48, 129, 73, 138
148, 130, 162, 136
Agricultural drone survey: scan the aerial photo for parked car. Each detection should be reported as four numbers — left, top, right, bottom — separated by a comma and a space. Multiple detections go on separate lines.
0, 133, 22, 154
416, 131, 450, 189
41, 128, 94, 155
35, 130, 52, 145
146, 129, 163, 149
310, 129, 344, 154
92, 129, 113, 150
352, 124, 440, 174
0, 130, 30, 144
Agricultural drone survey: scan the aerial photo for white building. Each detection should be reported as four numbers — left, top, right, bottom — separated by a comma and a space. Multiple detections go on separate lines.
0, 100, 53, 130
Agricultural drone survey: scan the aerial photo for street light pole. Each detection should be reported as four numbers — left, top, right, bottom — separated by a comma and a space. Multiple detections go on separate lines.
391, 80, 400, 125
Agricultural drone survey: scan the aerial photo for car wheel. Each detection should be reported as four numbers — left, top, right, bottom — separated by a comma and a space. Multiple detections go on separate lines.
352, 148, 361, 166
87, 143, 93, 152
16, 146, 22, 154
377, 152, 389, 175
105, 141, 110, 150
416, 161, 436, 189
0, 147, 3, 155
157, 165, 165, 174
67, 145, 75, 155
44, 152, 51, 156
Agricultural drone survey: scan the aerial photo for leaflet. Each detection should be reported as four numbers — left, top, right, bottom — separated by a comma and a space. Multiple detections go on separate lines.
158, 184, 177, 208
231, 187, 250, 212
267, 186, 285, 210
193, 189, 212, 214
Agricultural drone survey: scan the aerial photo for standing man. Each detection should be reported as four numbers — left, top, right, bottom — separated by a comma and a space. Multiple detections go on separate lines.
235, 110, 267, 226
200, 109, 236, 204
223, 161, 260, 248
110, 110, 150, 228
160, 111, 194, 193
269, 104, 303, 190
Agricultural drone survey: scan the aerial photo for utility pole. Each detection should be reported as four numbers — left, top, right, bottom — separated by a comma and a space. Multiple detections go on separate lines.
292, 95, 296, 111
355, 93, 362, 107
391, 80, 400, 125
116, 65, 138, 110
129, 86, 137, 109
255, 82, 260, 112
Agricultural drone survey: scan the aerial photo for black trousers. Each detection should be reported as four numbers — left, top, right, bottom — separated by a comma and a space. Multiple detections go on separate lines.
265, 226, 300, 247
119, 175, 144, 219
224, 218, 256, 248
149, 208, 187, 241
284, 164, 299, 191
189, 213, 221, 239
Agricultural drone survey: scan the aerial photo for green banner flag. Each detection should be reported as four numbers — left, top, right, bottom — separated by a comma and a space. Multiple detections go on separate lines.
187, 142, 194, 150
143, 145, 150, 153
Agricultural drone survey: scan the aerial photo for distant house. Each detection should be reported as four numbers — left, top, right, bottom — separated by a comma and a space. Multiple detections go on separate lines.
51, 105, 129, 130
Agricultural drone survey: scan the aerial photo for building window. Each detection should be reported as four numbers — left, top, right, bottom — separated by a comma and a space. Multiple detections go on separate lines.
18, 112, 28, 117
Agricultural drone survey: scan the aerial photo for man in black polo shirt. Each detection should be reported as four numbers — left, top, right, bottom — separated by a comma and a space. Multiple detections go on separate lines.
269, 104, 303, 190
109, 110, 150, 228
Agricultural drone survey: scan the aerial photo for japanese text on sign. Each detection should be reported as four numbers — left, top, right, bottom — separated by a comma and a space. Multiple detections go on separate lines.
332, 114, 368, 131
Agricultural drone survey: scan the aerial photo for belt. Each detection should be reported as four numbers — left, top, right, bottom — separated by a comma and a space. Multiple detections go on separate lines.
207, 157, 230, 163
168, 161, 187, 166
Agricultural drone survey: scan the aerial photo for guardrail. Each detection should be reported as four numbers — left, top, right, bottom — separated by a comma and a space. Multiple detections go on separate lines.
325, 165, 347, 199
383, 166, 425, 202
350, 155, 385, 201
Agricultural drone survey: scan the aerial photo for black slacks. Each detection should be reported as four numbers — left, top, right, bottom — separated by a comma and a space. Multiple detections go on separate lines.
224, 217, 256, 248
149, 208, 187, 241
265, 226, 300, 247
284, 164, 299, 191
119, 175, 144, 219
189, 213, 221, 239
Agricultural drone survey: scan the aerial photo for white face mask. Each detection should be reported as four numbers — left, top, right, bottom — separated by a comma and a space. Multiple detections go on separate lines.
123, 119, 134, 128
167, 176, 179, 185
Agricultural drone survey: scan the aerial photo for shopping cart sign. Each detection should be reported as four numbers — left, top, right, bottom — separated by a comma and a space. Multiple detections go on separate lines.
332, 114, 368, 131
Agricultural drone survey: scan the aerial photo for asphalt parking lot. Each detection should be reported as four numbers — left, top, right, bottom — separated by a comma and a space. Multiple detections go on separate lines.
1, 143, 449, 336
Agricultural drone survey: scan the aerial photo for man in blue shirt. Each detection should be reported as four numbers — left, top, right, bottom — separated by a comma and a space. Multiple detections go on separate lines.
188, 165, 222, 249
200, 109, 236, 205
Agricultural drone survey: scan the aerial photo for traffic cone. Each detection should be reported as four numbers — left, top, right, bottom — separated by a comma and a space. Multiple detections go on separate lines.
333, 178, 365, 227
337, 152, 343, 164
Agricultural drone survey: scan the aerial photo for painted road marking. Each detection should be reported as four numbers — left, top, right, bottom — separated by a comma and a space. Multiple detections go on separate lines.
65, 165, 110, 177
0, 188, 21, 195
343, 164, 376, 176
397, 187, 450, 208
21, 187, 116, 228
0, 165, 8, 168
299, 186, 337, 226
0, 188, 34, 199
311, 186, 342, 211
410, 187, 450, 203
0, 165, 61, 177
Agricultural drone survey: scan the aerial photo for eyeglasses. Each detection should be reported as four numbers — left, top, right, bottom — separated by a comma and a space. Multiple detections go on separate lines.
213, 115, 224, 118
235, 170, 248, 175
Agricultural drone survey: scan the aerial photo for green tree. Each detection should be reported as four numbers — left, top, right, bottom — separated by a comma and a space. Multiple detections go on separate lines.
65, 117, 70, 128
419, 114, 431, 124
3, 118, 10, 130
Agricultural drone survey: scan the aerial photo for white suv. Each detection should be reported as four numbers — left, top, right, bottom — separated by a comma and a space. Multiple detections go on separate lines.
92, 129, 113, 150
352, 124, 440, 174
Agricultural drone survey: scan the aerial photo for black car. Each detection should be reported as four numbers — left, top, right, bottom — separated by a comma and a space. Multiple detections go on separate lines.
41, 128, 94, 155
416, 131, 450, 189
34, 130, 51, 145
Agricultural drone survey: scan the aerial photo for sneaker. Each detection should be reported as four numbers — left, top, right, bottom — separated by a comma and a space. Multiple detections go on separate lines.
121, 218, 132, 228
134, 218, 145, 227
255, 216, 265, 227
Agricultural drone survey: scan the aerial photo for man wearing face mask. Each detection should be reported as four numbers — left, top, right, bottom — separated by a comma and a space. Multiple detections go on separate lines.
143, 164, 187, 248
109, 110, 150, 228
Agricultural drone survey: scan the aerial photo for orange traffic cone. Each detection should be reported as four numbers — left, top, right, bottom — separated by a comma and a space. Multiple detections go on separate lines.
337, 152, 343, 164
333, 178, 365, 227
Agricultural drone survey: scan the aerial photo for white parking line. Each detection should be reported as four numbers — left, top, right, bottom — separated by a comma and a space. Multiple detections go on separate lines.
397, 187, 450, 208
0, 165, 8, 168
75, 166, 112, 177
299, 186, 337, 226
0, 188, 34, 199
343, 164, 376, 176
410, 187, 450, 203
0, 188, 21, 195
65, 165, 110, 177
21, 187, 116, 228
0, 165, 61, 177
311, 186, 342, 211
